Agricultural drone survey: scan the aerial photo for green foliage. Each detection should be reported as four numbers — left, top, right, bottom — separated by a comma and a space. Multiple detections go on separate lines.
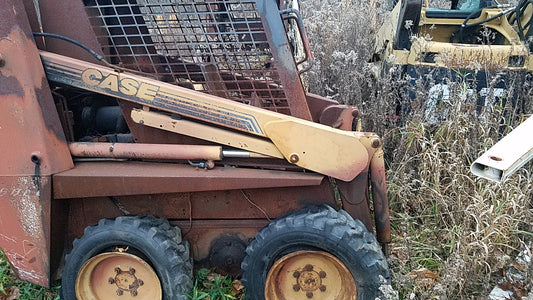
0, 250, 60, 300
187, 269, 244, 300
0, 250, 12, 296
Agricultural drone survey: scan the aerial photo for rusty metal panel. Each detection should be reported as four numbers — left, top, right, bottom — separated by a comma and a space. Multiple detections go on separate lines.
370, 147, 391, 244
337, 170, 374, 233
0, 0, 73, 287
0, 13, 73, 176
63, 181, 337, 263
173, 219, 268, 274
0, 177, 52, 286
53, 161, 325, 199
117, 186, 336, 220
81, 0, 311, 118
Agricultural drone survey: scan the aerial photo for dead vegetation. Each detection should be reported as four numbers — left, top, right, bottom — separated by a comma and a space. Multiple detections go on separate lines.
301, 0, 533, 298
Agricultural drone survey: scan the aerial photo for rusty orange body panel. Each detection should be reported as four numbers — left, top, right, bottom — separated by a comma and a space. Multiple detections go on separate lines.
0, 0, 73, 286
53, 161, 325, 199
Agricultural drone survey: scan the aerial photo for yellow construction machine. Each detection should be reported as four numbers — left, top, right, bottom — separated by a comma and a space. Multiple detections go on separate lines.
371, 0, 532, 120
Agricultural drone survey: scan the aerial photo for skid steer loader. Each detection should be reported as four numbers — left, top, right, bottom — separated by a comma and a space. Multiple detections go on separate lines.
0, 0, 392, 299
371, 0, 532, 121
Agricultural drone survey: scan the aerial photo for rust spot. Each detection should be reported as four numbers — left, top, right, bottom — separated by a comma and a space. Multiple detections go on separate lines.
0, 74, 24, 97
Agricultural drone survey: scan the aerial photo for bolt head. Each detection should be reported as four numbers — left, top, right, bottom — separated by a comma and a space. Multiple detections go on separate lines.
289, 153, 299, 163
371, 138, 381, 148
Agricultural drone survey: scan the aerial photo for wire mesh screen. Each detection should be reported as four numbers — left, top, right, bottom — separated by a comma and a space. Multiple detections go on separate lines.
84, 0, 291, 114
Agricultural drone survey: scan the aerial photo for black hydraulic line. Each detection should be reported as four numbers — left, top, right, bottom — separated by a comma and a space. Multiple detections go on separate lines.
462, 7, 515, 28
513, 0, 533, 40
450, 7, 515, 42
32, 32, 143, 74
32, 32, 105, 62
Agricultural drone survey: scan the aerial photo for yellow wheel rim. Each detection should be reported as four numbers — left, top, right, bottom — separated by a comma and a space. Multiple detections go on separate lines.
75, 252, 162, 300
265, 251, 357, 300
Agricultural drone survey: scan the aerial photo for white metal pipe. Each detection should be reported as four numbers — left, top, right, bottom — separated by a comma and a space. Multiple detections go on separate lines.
471, 115, 533, 182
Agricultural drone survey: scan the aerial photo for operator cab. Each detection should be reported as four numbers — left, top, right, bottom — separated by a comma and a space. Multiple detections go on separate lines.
421, 0, 533, 45
425, 0, 488, 18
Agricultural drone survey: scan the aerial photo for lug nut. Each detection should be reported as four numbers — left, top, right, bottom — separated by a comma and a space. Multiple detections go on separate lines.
129, 267, 136, 274
108, 277, 115, 284
131, 290, 138, 297
138, 279, 144, 286
318, 271, 326, 278
304, 264, 313, 271
115, 267, 121, 273
116, 289, 124, 296
319, 285, 326, 292
293, 284, 300, 291
306, 291, 313, 298
293, 271, 300, 278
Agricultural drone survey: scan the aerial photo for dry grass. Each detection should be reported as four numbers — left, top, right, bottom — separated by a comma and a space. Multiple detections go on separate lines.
386, 99, 533, 298
301, 0, 533, 298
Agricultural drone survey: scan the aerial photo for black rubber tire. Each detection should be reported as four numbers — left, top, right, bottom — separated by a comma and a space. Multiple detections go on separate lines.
61, 215, 192, 300
241, 205, 390, 300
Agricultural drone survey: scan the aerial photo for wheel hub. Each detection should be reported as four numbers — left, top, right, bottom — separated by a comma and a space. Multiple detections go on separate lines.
76, 252, 162, 300
265, 251, 356, 300
293, 264, 327, 294
110, 266, 144, 296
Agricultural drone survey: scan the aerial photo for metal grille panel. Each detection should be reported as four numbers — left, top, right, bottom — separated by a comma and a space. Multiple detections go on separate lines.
84, 0, 291, 114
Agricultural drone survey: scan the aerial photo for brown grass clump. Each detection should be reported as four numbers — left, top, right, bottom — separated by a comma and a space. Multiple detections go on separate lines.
301, 0, 533, 298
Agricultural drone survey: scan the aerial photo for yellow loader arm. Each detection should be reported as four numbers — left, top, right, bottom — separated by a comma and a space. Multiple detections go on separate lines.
41, 51, 381, 181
